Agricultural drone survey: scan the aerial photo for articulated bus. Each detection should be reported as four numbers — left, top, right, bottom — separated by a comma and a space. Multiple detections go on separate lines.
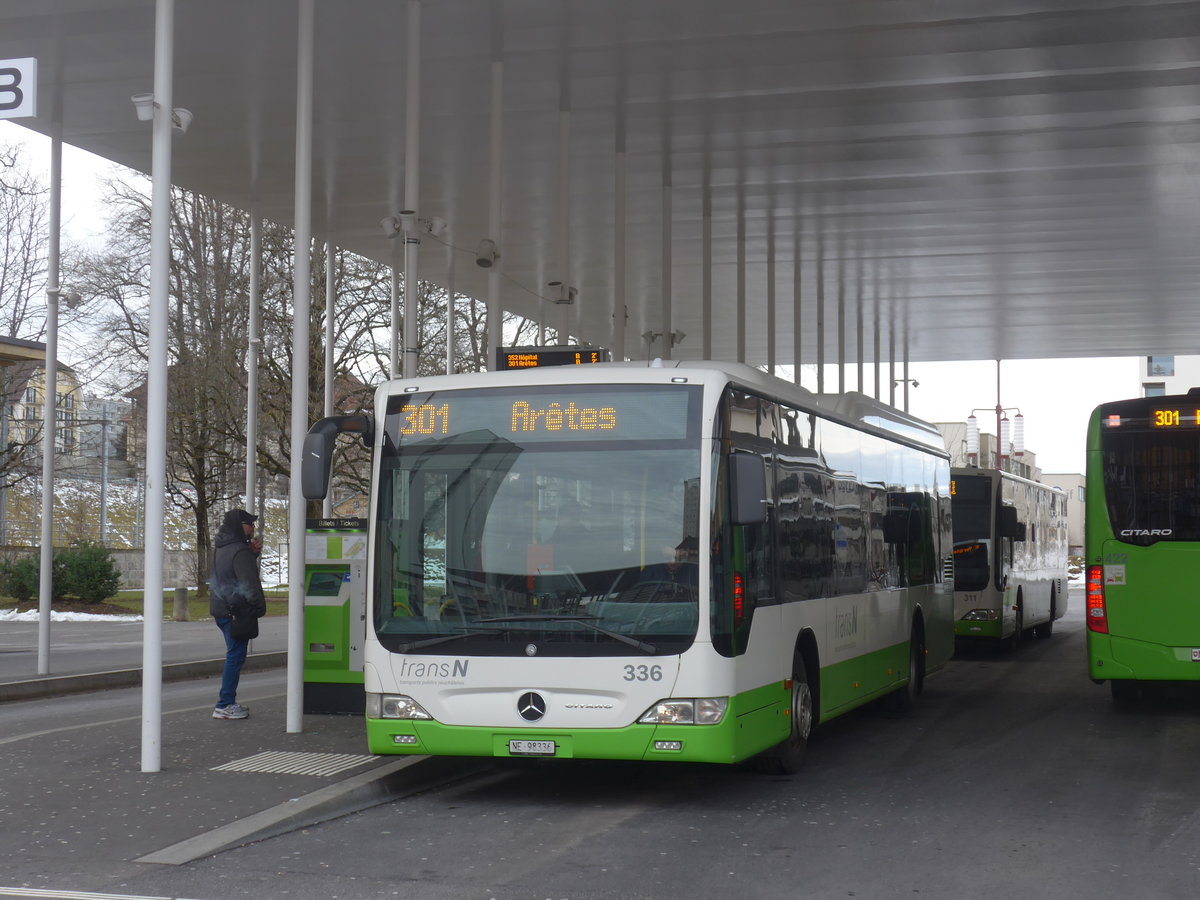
1086, 391, 1200, 702
950, 467, 1069, 648
303, 360, 955, 773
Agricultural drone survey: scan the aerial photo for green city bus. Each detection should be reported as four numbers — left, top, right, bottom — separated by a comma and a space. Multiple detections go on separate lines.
1086, 391, 1200, 702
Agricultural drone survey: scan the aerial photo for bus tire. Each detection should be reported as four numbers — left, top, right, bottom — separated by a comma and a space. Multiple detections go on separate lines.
1034, 594, 1056, 639
887, 624, 925, 714
753, 652, 813, 775
1005, 600, 1023, 652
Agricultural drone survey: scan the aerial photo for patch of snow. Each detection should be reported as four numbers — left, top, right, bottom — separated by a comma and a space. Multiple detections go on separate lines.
0, 609, 143, 623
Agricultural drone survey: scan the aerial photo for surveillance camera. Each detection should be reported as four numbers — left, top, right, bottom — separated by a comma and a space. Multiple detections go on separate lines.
171, 108, 193, 134
912, 380, 919, 388
381, 216, 401, 238
475, 239, 499, 268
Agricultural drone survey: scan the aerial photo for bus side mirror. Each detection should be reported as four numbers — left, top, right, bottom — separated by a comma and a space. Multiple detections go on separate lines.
997, 506, 1025, 541
729, 451, 768, 526
301, 414, 374, 501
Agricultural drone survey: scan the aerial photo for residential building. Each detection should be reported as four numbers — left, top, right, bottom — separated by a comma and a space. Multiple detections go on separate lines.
1140, 355, 1200, 397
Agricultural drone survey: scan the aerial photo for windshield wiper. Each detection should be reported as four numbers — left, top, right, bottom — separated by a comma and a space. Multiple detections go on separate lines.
397, 630, 493, 652
476, 614, 659, 655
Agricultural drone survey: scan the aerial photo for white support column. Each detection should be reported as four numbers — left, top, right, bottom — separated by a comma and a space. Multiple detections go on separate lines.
792, 228, 802, 385
816, 240, 825, 393
486, 8, 504, 369
140, 0, 176, 773
37, 121, 62, 677
390, 260, 400, 378
556, 105, 571, 345
837, 266, 845, 394
402, 0, 422, 378
323, 240, 335, 518
286, 0, 315, 735
444, 246, 455, 375
766, 216, 776, 375
661, 181, 672, 360
736, 203, 746, 364
702, 189, 712, 361
889, 323, 896, 407
612, 143, 626, 360
856, 278, 864, 395
245, 214, 261, 514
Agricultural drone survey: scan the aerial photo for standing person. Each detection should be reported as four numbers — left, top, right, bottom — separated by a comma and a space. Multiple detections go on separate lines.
209, 508, 266, 720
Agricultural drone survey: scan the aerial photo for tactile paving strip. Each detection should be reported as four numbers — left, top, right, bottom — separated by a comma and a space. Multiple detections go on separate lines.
211, 750, 377, 777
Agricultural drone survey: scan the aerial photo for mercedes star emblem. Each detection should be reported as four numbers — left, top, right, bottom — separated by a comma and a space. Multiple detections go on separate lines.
517, 691, 547, 722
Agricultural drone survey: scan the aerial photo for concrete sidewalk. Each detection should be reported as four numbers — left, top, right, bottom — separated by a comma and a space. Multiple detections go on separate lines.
0, 614, 485, 883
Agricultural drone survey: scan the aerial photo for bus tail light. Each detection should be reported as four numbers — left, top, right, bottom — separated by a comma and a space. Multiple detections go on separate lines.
1086, 565, 1108, 634
733, 572, 745, 628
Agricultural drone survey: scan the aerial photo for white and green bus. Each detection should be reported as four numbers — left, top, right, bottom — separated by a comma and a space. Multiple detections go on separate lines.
303, 360, 955, 773
950, 468, 1069, 649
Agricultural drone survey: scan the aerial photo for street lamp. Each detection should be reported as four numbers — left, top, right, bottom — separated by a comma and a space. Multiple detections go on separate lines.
966, 362, 1024, 471
37, 286, 80, 675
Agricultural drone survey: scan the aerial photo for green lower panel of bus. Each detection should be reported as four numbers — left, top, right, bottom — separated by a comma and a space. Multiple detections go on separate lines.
1088, 632, 1200, 682
954, 618, 1002, 639
366, 681, 791, 765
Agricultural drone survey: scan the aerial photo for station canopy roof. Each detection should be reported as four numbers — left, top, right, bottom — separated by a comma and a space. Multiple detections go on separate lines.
4, 0, 1199, 366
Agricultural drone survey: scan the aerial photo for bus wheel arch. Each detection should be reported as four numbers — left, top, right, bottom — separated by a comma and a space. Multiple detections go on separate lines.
751, 631, 818, 776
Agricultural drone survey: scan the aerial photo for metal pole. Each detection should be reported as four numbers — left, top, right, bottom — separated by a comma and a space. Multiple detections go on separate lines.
613, 139, 626, 361
287, 0, 315, 734
557, 106, 570, 346
323, 241, 335, 518
661, 181, 672, 361
736, 203, 745, 364
141, 0, 175, 772
702, 188, 712, 361
37, 121, 62, 677
402, 0, 421, 378
792, 228, 801, 385
486, 5, 504, 369
99, 410, 109, 544
245, 215, 261, 515
996, 359, 1003, 471
766, 216, 775, 374
816, 238, 825, 393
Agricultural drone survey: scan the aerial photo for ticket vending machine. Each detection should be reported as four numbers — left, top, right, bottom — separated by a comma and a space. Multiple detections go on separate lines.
302, 517, 369, 714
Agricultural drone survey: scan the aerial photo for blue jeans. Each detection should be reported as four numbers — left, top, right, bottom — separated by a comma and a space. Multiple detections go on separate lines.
214, 616, 249, 708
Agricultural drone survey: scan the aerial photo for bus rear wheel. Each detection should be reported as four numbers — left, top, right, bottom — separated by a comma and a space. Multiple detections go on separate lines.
753, 653, 813, 775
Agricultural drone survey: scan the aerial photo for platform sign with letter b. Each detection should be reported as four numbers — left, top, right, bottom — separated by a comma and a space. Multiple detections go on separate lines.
0, 58, 36, 119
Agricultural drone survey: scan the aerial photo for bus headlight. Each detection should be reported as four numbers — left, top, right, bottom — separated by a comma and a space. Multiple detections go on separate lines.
366, 692, 433, 720
638, 698, 728, 725
960, 609, 999, 621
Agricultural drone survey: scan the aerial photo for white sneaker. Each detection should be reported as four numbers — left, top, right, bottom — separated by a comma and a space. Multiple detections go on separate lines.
212, 703, 249, 719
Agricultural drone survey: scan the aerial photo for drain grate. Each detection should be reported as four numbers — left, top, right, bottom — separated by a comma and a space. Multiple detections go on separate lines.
212, 750, 377, 777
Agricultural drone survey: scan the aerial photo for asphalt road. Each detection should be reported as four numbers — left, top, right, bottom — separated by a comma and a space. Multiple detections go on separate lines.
4, 589, 1200, 900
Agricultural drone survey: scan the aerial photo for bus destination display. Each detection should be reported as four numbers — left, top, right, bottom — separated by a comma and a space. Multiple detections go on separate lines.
1103, 409, 1200, 428
387, 385, 697, 444
496, 345, 611, 370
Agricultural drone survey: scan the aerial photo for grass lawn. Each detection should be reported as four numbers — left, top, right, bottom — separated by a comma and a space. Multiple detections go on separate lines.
0, 589, 290, 619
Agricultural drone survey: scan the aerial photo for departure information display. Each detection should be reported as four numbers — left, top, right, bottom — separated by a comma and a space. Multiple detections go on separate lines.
495, 346, 611, 370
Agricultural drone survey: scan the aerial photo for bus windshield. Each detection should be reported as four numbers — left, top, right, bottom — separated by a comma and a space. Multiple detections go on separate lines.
373, 383, 703, 656
1099, 403, 1200, 543
951, 473, 993, 591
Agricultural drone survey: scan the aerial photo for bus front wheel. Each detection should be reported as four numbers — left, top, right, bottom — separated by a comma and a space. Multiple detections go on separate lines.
753, 653, 813, 775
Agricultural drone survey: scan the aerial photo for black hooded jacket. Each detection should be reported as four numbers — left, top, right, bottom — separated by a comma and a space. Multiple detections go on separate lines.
209, 510, 267, 619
